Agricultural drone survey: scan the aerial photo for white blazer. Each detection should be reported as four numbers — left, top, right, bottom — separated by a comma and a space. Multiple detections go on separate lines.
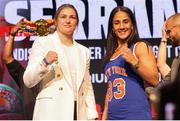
23, 31, 98, 120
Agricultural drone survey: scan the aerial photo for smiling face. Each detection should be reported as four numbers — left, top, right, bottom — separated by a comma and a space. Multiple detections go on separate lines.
112, 11, 133, 43
55, 6, 78, 37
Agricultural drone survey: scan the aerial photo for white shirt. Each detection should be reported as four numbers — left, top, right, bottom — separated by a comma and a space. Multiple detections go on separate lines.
63, 44, 77, 100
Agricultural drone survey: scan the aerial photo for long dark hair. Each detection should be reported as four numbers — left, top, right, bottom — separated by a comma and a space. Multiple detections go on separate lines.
103, 6, 141, 65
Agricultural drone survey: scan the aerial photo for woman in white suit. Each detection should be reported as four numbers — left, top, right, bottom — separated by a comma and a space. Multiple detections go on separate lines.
23, 4, 98, 120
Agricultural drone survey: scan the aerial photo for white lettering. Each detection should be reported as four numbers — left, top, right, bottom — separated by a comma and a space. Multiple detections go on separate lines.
13, 48, 31, 61
175, 46, 180, 57
152, 0, 175, 38
124, 0, 151, 38
5, 34, 26, 42
4, 1, 27, 24
178, 0, 180, 13
30, 0, 53, 21
167, 45, 172, 58
89, 47, 102, 59
91, 73, 107, 83
4, 0, 180, 40
88, 0, 117, 39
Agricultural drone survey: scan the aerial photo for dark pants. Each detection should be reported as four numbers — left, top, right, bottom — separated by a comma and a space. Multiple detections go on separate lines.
74, 101, 77, 120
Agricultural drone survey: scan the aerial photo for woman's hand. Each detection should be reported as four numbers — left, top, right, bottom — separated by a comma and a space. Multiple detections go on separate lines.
117, 44, 138, 67
44, 51, 58, 64
162, 21, 168, 41
10, 18, 25, 35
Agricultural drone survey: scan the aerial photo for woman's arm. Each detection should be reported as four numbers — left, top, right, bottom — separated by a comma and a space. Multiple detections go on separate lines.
3, 35, 15, 64
117, 42, 159, 86
23, 38, 49, 88
102, 90, 108, 120
3, 19, 23, 64
135, 42, 159, 86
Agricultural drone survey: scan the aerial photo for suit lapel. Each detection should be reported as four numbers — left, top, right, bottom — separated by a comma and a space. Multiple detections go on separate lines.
52, 31, 73, 88
74, 42, 86, 90
51, 32, 86, 90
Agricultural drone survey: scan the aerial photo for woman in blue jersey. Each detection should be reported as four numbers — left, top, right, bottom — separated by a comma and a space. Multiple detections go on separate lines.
102, 6, 159, 120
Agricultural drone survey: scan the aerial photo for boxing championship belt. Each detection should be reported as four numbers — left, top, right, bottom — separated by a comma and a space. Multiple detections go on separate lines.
20, 19, 55, 36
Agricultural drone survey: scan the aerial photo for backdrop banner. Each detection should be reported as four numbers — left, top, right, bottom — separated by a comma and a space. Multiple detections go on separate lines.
0, 0, 180, 119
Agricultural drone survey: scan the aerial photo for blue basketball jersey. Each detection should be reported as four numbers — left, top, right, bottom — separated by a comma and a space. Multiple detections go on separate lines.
104, 44, 151, 120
